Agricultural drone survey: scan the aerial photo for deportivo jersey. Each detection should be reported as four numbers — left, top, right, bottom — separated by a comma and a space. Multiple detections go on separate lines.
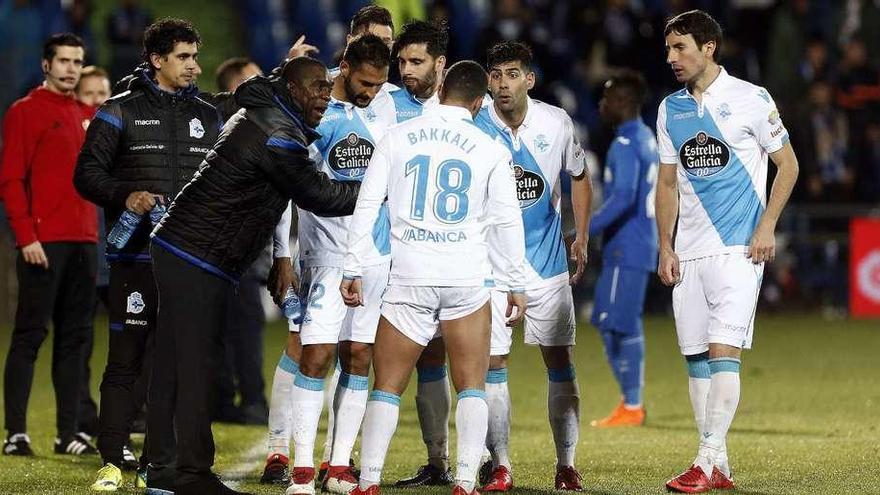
388, 86, 439, 122
474, 97, 588, 289
590, 118, 659, 271
296, 93, 397, 267
657, 68, 789, 261
344, 104, 526, 289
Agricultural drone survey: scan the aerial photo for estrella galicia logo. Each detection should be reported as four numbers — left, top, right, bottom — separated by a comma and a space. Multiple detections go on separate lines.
679, 131, 730, 177
513, 165, 545, 209
328, 132, 374, 179
126, 292, 146, 314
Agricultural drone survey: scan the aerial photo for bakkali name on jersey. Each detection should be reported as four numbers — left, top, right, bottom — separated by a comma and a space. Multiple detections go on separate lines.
513, 165, 545, 208
679, 131, 730, 177
329, 132, 374, 178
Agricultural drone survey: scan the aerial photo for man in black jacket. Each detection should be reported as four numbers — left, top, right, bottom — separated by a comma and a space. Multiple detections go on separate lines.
145, 56, 359, 495
74, 17, 221, 491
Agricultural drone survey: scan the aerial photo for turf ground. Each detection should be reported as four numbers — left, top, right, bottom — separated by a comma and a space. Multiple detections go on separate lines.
0, 314, 878, 494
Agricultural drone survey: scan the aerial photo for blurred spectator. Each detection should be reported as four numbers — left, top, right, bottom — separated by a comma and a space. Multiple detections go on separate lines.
858, 119, 880, 202
106, 0, 152, 82
766, 0, 810, 107
0, 0, 44, 111
66, 0, 97, 65
793, 80, 853, 202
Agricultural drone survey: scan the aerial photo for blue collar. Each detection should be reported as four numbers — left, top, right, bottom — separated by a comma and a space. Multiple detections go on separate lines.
617, 118, 643, 135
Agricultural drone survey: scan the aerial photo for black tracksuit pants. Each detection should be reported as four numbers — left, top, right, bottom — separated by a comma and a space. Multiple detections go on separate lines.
3, 242, 96, 440
146, 243, 233, 485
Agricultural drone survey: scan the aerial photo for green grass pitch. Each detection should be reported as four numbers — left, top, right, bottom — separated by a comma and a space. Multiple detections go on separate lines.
1, 314, 877, 494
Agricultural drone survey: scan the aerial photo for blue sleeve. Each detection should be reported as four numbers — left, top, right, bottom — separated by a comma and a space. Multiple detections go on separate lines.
590, 141, 640, 236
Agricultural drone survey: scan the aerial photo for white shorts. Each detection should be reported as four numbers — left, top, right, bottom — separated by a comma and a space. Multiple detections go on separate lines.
672, 253, 764, 355
490, 283, 576, 356
381, 285, 490, 347
299, 262, 390, 345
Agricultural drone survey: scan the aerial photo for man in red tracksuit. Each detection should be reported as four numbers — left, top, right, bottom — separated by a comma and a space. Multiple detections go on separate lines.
0, 33, 98, 457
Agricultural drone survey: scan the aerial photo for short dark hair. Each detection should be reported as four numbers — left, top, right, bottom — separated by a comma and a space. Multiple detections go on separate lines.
664, 10, 723, 62
80, 65, 109, 81
216, 57, 254, 92
342, 34, 391, 70
43, 33, 85, 61
350, 5, 393, 35
143, 17, 201, 66
605, 69, 648, 109
393, 20, 448, 59
282, 56, 327, 85
441, 60, 487, 102
487, 41, 532, 71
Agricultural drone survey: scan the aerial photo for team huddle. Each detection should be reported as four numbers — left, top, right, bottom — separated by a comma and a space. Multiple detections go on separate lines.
0, 4, 799, 495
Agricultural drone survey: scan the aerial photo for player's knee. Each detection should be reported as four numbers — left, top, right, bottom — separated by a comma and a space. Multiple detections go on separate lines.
285, 335, 302, 362
488, 354, 509, 369
417, 337, 446, 368
299, 344, 335, 377
540, 344, 573, 370
339, 341, 372, 375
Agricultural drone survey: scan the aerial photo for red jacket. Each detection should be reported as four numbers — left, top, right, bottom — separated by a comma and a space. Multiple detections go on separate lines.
0, 86, 98, 247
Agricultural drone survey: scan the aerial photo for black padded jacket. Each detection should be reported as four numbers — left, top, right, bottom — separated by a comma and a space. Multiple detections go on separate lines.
74, 66, 221, 261
151, 70, 359, 281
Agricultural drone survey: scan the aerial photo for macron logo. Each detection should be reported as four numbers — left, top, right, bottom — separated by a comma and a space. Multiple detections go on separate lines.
135, 119, 161, 126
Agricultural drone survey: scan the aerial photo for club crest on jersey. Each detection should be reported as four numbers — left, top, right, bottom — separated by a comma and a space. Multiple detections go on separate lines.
513, 165, 545, 208
329, 132, 374, 179
534, 134, 550, 153
717, 103, 732, 120
363, 107, 377, 122
126, 292, 146, 314
679, 131, 730, 177
189, 118, 205, 139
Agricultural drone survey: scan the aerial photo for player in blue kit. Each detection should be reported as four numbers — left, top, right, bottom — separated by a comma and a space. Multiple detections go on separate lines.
589, 70, 658, 428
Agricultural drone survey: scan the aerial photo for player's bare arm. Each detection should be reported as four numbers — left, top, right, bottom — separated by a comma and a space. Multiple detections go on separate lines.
748, 141, 799, 264
569, 170, 592, 285
655, 162, 680, 286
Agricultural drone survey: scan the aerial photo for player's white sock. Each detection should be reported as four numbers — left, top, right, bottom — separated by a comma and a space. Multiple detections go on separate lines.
686, 353, 711, 435
358, 391, 401, 490
329, 372, 369, 467
321, 363, 341, 465
547, 365, 580, 468
695, 358, 741, 477
267, 352, 298, 456
455, 390, 488, 493
416, 365, 451, 470
485, 368, 511, 470
291, 372, 325, 469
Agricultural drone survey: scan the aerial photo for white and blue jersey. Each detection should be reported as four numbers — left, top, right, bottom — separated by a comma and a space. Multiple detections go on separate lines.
590, 118, 659, 272
388, 86, 439, 123
297, 95, 397, 268
475, 97, 588, 289
656, 68, 789, 261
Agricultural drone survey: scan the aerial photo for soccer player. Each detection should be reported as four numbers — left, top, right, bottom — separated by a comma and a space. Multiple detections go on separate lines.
383, 20, 460, 489
656, 10, 799, 493
471, 41, 592, 492
282, 34, 395, 495
0, 32, 98, 458
342, 59, 527, 495
261, 7, 397, 485
589, 70, 658, 428
75, 18, 222, 491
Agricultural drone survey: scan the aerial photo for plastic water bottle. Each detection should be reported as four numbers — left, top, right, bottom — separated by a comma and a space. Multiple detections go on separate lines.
107, 210, 143, 249
281, 286, 303, 324
149, 203, 167, 226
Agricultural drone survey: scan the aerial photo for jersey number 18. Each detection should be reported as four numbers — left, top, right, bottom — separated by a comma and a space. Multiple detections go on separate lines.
406, 155, 472, 224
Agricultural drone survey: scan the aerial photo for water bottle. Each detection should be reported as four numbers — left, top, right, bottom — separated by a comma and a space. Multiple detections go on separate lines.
281, 286, 303, 324
107, 210, 143, 249
149, 203, 167, 227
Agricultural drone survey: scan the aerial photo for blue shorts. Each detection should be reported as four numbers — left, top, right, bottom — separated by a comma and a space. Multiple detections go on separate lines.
591, 264, 650, 335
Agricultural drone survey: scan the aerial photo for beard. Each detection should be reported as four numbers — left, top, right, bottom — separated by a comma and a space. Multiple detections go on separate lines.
405, 71, 436, 99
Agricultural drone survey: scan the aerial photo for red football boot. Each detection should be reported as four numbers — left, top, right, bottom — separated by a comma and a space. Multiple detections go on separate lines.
451, 485, 480, 495
351, 484, 381, 495
554, 466, 584, 491
711, 466, 736, 490
665, 465, 712, 493
481, 465, 513, 492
